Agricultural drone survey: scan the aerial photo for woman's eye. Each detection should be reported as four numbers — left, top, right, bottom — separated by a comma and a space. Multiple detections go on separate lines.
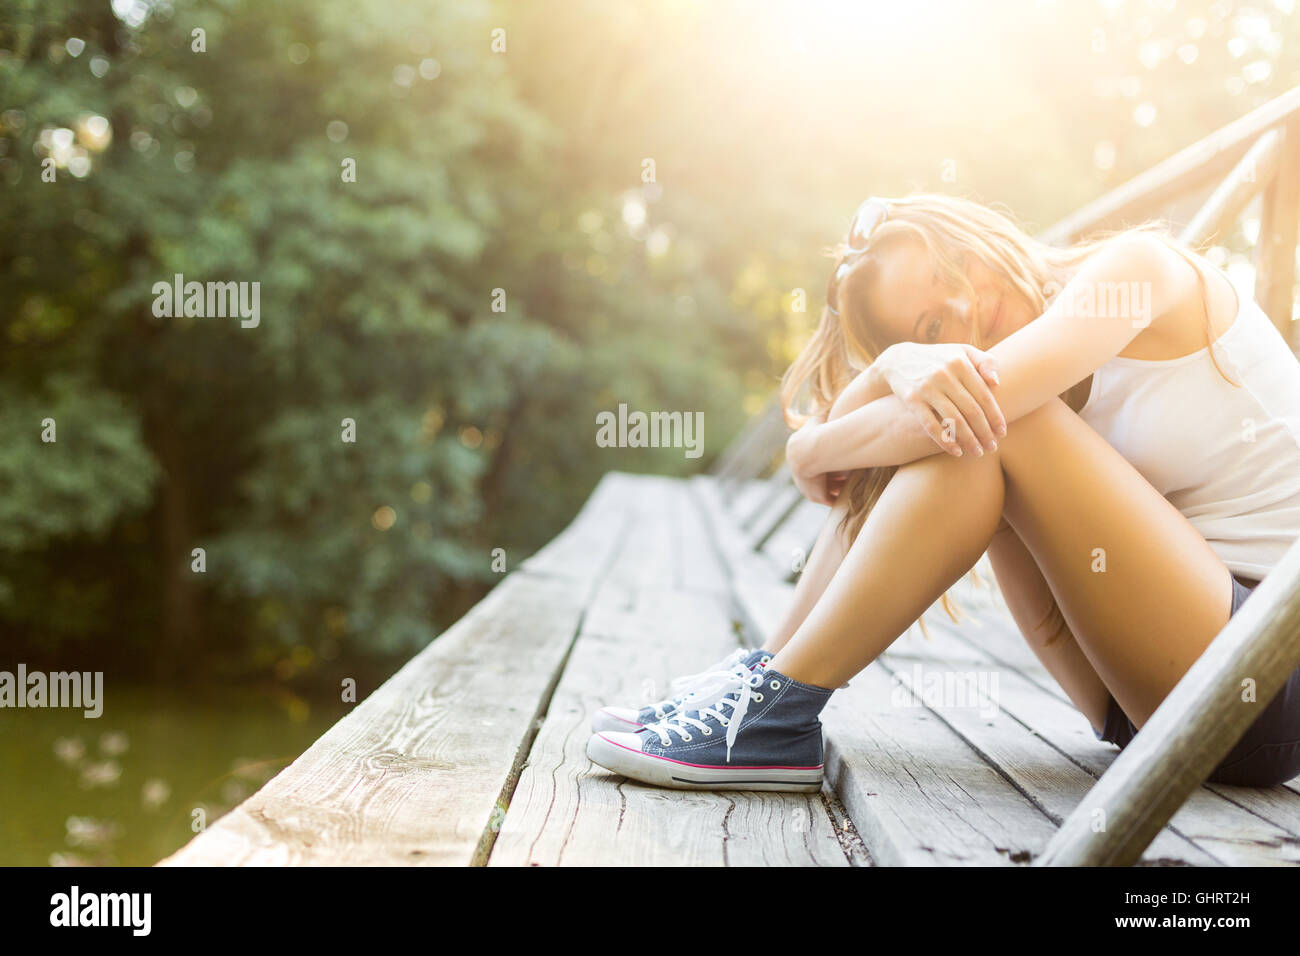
926, 316, 943, 342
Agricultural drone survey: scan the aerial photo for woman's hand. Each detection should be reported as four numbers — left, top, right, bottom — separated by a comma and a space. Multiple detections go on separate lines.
787, 416, 848, 506
875, 342, 1005, 456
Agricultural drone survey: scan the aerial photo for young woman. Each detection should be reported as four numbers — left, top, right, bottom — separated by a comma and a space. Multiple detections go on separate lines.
587, 193, 1300, 791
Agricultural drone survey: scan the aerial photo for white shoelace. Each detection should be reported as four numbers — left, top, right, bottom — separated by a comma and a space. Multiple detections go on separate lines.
648, 666, 748, 719
668, 648, 749, 694
650, 651, 756, 718
648, 671, 766, 762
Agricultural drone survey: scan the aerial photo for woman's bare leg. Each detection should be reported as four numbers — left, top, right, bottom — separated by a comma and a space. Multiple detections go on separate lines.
986, 518, 1111, 730
767, 493, 1115, 731
771, 432, 1005, 687
771, 397, 1235, 731
763, 495, 856, 650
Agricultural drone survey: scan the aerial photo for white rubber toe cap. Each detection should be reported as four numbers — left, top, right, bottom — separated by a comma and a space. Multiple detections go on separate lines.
587, 731, 649, 778
590, 706, 645, 734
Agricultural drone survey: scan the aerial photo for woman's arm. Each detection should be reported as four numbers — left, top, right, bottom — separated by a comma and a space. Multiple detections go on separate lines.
826, 342, 1000, 427
791, 233, 1197, 476
826, 364, 891, 421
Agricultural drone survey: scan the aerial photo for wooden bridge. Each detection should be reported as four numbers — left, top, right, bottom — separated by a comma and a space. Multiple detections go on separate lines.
162, 87, 1300, 867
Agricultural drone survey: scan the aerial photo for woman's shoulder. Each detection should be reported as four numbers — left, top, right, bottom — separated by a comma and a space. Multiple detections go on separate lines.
1085, 234, 1240, 362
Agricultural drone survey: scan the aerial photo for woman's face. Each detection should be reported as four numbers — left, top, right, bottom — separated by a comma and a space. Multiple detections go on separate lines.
856, 237, 1031, 349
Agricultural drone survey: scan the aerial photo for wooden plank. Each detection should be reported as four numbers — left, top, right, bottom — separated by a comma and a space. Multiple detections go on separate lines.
161, 571, 589, 866
1038, 536, 1300, 866
669, 474, 731, 597
600, 475, 681, 593
823, 665, 1058, 865
907, 571, 1067, 699
1039, 85, 1300, 245
744, 483, 803, 551
876, 654, 1222, 865
693, 476, 801, 645
490, 477, 851, 866
975, 657, 1297, 866
738, 464, 793, 529
490, 585, 849, 866
760, 497, 829, 581
881, 627, 1284, 866
1204, 782, 1300, 844
728, 478, 775, 523
522, 471, 639, 594
1254, 119, 1300, 343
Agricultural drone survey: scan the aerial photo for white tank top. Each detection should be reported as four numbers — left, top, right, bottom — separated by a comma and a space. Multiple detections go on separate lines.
1078, 280, 1300, 581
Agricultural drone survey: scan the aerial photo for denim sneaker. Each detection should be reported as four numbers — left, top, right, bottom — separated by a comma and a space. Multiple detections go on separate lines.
590, 648, 771, 733
586, 666, 833, 792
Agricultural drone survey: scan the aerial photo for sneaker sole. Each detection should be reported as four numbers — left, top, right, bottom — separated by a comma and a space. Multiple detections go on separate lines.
586, 733, 823, 793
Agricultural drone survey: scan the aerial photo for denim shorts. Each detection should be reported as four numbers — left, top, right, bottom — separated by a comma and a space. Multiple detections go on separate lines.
1095, 574, 1300, 787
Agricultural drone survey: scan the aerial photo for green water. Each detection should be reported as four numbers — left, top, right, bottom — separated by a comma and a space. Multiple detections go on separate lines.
0, 684, 346, 866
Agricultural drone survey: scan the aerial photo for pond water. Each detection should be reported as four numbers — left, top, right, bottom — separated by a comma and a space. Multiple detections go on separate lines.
0, 685, 346, 866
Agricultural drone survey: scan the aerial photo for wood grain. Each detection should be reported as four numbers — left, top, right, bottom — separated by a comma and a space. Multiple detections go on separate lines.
162, 571, 587, 865
490, 477, 849, 866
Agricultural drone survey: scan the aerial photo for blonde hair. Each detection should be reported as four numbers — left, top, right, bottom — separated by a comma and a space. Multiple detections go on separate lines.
781, 192, 1231, 630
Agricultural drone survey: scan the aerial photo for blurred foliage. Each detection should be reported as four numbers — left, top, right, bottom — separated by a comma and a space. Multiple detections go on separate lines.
1, 0, 1298, 682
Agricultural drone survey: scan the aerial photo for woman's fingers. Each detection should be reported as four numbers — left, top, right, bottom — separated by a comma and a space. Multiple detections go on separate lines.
963, 344, 1001, 387
826, 471, 848, 499
793, 467, 834, 506
961, 347, 1006, 437
950, 356, 1005, 446
911, 397, 966, 455
941, 369, 999, 452
927, 395, 984, 457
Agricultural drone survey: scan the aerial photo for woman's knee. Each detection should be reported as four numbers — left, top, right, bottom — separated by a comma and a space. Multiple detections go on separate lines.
1001, 397, 1074, 446
996, 397, 1093, 483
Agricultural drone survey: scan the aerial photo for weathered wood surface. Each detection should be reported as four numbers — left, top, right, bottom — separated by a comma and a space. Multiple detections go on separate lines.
162, 570, 587, 866
730, 478, 777, 526
759, 498, 828, 581
163, 473, 859, 867
738, 464, 793, 530
492, 476, 852, 866
824, 664, 1060, 866
491, 589, 850, 866
913, 616, 1298, 866
164, 467, 1300, 866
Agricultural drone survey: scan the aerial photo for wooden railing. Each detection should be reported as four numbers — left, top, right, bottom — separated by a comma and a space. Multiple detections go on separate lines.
1040, 84, 1300, 350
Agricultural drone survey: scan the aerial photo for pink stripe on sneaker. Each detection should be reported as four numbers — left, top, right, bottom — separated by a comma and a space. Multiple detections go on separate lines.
596, 733, 823, 771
